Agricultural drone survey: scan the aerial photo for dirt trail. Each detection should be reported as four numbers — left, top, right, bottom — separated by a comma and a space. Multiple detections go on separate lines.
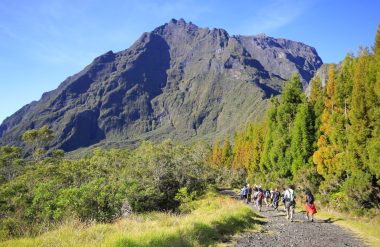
220, 190, 368, 247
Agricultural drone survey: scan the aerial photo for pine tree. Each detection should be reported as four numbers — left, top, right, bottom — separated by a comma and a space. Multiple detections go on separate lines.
308, 75, 324, 141
221, 136, 232, 165
290, 103, 314, 176
375, 24, 380, 98
211, 139, 222, 166
347, 50, 371, 171
313, 64, 337, 177
261, 74, 304, 181
249, 121, 266, 175
326, 64, 336, 113
368, 24, 380, 180
232, 130, 244, 169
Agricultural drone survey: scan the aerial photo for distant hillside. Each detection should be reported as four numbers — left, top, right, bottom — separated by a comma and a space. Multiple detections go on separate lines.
0, 18, 322, 152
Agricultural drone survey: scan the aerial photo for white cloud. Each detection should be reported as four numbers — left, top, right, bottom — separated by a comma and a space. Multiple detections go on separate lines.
238, 0, 316, 35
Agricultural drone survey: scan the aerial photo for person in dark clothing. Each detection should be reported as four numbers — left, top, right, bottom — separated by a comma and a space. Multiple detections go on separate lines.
264, 189, 271, 206
247, 184, 253, 203
272, 188, 281, 211
240, 185, 248, 203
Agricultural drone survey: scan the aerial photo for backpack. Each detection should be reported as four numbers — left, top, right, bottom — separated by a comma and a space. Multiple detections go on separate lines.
273, 191, 280, 200
306, 194, 314, 204
253, 191, 258, 200
265, 190, 271, 198
242, 187, 248, 196
258, 191, 263, 201
248, 187, 253, 194
287, 189, 295, 203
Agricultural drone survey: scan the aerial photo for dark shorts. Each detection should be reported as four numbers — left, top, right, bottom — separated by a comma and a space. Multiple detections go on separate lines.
242, 195, 247, 199
285, 201, 295, 209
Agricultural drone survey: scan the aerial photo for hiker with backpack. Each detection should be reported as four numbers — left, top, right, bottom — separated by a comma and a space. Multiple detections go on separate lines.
272, 188, 280, 211
257, 188, 264, 212
240, 184, 248, 204
247, 184, 253, 203
252, 187, 258, 206
305, 188, 317, 222
283, 185, 296, 222
281, 187, 287, 210
264, 189, 271, 207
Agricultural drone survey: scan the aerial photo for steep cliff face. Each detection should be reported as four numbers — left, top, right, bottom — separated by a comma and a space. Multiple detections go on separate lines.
0, 19, 322, 152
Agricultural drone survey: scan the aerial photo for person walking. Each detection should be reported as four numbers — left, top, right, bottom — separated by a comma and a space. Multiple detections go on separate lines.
305, 188, 317, 222
283, 185, 296, 222
264, 188, 271, 207
281, 187, 287, 210
257, 188, 264, 212
240, 184, 248, 204
252, 187, 258, 207
272, 188, 280, 211
247, 184, 253, 204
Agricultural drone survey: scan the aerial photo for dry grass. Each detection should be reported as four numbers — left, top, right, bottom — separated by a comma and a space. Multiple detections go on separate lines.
0, 193, 262, 247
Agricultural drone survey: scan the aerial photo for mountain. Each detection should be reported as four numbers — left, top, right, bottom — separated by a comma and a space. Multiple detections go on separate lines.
0, 19, 323, 152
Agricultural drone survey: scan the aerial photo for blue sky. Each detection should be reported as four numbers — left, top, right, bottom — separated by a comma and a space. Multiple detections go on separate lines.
0, 0, 379, 123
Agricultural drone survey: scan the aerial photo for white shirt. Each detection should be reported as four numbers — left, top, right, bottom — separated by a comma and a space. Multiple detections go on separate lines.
284, 188, 296, 200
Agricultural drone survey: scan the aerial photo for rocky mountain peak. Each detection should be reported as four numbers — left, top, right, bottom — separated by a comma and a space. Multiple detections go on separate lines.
153, 18, 199, 35
0, 20, 323, 153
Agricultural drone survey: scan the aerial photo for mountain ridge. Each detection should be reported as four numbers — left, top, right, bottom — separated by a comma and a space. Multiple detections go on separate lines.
0, 18, 323, 152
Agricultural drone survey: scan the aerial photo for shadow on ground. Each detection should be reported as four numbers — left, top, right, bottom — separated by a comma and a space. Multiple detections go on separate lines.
322, 218, 342, 224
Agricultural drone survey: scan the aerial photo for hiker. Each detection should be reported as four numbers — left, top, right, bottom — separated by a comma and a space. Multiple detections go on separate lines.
264, 188, 271, 207
272, 188, 280, 211
257, 188, 264, 212
240, 184, 248, 203
281, 188, 287, 210
247, 184, 253, 203
270, 189, 275, 207
283, 185, 296, 222
305, 188, 317, 222
253, 187, 259, 206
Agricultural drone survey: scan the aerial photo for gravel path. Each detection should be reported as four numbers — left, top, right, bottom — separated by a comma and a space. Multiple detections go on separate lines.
220, 190, 368, 247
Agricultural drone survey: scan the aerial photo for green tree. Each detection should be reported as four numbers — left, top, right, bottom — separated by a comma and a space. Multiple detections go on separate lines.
347, 50, 371, 171
367, 26, 380, 181
0, 146, 23, 184
211, 139, 222, 166
221, 136, 232, 164
313, 64, 338, 178
21, 125, 54, 160
308, 75, 324, 140
260, 74, 305, 183
290, 103, 314, 175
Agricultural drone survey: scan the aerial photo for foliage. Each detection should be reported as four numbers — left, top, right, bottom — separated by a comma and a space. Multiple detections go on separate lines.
21, 125, 54, 160
0, 141, 213, 241
0, 146, 23, 185
210, 26, 380, 212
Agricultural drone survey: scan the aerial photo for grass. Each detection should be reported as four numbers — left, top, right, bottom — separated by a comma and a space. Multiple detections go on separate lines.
315, 209, 380, 247
0, 192, 262, 247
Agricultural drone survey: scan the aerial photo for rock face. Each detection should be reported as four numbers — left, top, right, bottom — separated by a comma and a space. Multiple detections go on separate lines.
0, 19, 322, 152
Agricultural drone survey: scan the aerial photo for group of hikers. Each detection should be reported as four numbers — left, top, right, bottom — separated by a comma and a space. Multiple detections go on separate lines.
240, 184, 317, 222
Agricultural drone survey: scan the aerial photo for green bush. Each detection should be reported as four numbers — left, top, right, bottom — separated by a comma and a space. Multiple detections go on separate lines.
0, 141, 214, 240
